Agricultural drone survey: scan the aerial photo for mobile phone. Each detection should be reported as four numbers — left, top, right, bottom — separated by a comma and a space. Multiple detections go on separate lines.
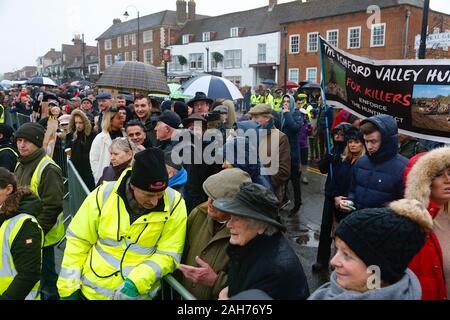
344, 204, 356, 211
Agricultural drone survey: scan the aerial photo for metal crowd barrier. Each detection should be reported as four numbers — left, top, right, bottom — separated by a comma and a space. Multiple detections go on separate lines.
65, 158, 197, 300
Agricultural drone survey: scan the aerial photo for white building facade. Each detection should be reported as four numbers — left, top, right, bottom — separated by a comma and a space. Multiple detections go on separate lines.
169, 32, 280, 88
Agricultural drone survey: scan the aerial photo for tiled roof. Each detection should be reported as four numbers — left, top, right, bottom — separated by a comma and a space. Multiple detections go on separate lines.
174, 0, 424, 44
96, 10, 209, 40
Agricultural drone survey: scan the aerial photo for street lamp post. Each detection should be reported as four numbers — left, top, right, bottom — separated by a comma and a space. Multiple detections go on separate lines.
124, 6, 140, 62
418, 0, 430, 59
206, 47, 210, 73
282, 27, 288, 95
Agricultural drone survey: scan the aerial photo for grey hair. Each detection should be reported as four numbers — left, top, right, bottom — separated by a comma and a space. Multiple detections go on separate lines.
246, 218, 279, 236
109, 137, 137, 155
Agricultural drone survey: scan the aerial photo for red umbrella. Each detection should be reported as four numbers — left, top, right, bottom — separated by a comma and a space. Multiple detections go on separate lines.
281, 81, 299, 89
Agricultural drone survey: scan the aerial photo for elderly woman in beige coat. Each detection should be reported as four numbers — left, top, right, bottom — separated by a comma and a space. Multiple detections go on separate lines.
177, 168, 251, 299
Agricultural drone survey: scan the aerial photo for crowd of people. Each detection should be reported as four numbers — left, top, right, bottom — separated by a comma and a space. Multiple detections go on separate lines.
0, 82, 448, 301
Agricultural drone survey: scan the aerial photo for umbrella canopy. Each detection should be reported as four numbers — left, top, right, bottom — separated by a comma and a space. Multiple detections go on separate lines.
97, 61, 169, 94
71, 80, 92, 87
261, 79, 276, 85
180, 75, 243, 100
281, 81, 299, 90
301, 82, 322, 89
27, 76, 57, 87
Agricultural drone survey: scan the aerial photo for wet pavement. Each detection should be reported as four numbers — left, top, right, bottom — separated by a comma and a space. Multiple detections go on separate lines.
55, 165, 331, 296
280, 166, 330, 293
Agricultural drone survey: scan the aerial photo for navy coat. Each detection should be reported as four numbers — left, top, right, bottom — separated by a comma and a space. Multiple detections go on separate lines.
347, 115, 407, 209
227, 233, 310, 300
281, 95, 303, 164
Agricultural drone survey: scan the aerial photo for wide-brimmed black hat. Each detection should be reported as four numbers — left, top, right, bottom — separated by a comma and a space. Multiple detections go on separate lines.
187, 92, 213, 107
181, 112, 207, 128
213, 182, 285, 231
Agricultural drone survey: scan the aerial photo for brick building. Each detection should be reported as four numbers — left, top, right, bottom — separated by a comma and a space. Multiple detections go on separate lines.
62, 35, 98, 78
96, 0, 208, 72
279, 0, 450, 85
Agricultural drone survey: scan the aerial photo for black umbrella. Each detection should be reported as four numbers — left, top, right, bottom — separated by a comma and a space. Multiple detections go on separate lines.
301, 82, 322, 89
27, 76, 57, 87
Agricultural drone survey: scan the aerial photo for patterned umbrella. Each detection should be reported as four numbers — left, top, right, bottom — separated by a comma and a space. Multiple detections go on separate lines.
97, 61, 169, 94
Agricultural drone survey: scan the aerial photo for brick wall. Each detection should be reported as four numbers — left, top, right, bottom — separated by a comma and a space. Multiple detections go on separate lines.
99, 27, 182, 71
280, 5, 450, 85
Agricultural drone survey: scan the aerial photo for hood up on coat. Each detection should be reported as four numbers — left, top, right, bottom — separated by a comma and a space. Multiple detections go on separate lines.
360, 114, 399, 163
404, 146, 450, 217
280, 94, 296, 130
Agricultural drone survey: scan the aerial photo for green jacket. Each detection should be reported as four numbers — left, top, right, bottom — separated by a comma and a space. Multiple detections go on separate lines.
179, 203, 230, 300
15, 148, 64, 234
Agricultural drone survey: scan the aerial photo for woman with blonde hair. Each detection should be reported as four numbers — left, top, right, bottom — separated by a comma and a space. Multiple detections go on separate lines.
329, 126, 365, 223
89, 108, 126, 184
404, 146, 450, 300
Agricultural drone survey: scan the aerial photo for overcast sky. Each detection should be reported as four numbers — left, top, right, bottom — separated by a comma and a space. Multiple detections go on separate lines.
1, 0, 449, 74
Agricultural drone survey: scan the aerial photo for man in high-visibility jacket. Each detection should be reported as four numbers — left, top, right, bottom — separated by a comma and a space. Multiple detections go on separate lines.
14, 123, 65, 300
297, 93, 314, 120
263, 89, 274, 108
272, 89, 283, 112
57, 147, 187, 300
250, 89, 264, 106
0, 103, 5, 124
0, 124, 18, 171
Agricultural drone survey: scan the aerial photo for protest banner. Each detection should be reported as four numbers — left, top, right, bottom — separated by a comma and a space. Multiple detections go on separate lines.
320, 36, 450, 143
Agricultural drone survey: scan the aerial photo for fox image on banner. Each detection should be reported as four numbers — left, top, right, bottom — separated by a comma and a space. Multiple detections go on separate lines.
319, 36, 450, 144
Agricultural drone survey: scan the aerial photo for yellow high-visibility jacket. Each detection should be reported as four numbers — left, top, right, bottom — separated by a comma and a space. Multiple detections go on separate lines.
57, 169, 187, 300
0, 214, 43, 300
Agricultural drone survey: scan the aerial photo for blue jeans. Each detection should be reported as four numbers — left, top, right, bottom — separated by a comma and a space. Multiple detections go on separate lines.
40, 246, 60, 300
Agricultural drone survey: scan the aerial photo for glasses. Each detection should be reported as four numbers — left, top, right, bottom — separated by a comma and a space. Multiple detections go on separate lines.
119, 137, 133, 151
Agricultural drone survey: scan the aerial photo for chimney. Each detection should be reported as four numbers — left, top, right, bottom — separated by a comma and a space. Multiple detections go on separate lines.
176, 0, 187, 25
113, 18, 122, 25
269, 0, 277, 6
188, 0, 196, 21
72, 34, 82, 46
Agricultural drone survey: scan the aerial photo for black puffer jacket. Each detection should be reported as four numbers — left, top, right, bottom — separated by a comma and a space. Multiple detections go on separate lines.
0, 188, 42, 300
227, 233, 310, 300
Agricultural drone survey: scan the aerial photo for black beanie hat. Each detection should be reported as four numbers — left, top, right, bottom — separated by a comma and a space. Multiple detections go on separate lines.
335, 199, 432, 284
14, 122, 45, 148
130, 147, 168, 192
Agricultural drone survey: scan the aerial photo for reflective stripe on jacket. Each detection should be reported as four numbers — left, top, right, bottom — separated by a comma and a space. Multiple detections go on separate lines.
30, 155, 65, 247
57, 169, 187, 300
0, 214, 43, 300
0, 104, 4, 124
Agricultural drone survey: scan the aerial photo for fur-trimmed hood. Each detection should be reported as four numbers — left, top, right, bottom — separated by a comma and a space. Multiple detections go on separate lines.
404, 146, 450, 212
69, 109, 92, 136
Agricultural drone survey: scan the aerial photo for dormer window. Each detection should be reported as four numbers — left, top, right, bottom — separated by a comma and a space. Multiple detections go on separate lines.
202, 32, 211, 42
230, 27, 239, 38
